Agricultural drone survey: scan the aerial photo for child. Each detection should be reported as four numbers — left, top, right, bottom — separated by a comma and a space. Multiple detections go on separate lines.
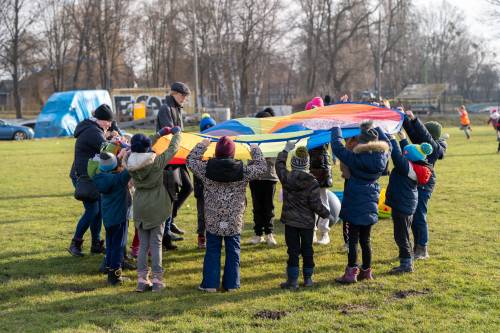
124, 126, 181, 292
402, 111, 447, 259
249, 108, 279, 246
187, 136, 266, 292
276, 142, 330, 289
330, 123, 390, 283
458, 105, 471, 139
195, 114, 217, 249
385, 132, 433, 273
487, 110, 500, 153
93, 151, 131, 285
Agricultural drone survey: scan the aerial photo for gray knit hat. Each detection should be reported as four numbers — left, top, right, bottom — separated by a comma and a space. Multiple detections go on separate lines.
99, 151, 117, 172
291, 146, 310, 171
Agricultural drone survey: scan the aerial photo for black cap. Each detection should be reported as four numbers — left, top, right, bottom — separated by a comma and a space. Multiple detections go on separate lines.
170, 82, 190, 96
94, 104, 113, 121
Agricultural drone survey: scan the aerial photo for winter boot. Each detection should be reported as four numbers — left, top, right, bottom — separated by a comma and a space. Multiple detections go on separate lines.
122, 259, 136, 271
107, 268, 124, 286
151, 272, 165, 292
302, 267, 314, 287
68, 238, 84, 257
265, 233, 277, 246
170, 223, 185, 235
135, 269, 152, 292
197, 234, 206, 249
167, 230, 184, 241
90, 239, 106, 254
280, 267, 299, 290
316, 231, 330, 245
414, 245, 429, 260
162, 233, 178, 251
335, 266, 359, 284
390, 258, 414, 274
358, 267, 374, 281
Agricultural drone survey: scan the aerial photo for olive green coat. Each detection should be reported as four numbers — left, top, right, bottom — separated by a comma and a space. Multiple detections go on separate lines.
125, 134, 181, 230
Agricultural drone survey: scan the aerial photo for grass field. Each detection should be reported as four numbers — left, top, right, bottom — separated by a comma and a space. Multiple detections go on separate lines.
0, 125, 499, 332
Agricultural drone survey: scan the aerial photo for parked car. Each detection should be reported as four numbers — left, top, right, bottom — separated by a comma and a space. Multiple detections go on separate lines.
0, 119, 35, 140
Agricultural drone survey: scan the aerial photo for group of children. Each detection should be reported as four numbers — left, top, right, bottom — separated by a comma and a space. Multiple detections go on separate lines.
81, 98, 448, 292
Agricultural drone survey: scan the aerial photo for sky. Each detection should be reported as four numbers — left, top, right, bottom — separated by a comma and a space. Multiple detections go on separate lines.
415, 0, 500, 57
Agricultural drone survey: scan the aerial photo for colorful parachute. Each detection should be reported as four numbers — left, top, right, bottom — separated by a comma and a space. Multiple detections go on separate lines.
152, 103, 404, 164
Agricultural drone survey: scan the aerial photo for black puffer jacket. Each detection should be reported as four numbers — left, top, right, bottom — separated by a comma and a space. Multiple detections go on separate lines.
70, 119, 106, 180
276, 150, 330, 229
309, 144, 332, 187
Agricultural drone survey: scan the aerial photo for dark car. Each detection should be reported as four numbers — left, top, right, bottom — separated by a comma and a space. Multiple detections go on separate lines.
0, 119, 35, 140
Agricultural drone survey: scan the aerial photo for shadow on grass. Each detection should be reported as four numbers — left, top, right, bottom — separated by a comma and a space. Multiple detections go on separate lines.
0, 192, 73, 201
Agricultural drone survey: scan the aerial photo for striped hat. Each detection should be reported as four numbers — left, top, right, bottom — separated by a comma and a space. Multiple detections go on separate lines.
99, 151, 118, 172
291, 146, 310, 171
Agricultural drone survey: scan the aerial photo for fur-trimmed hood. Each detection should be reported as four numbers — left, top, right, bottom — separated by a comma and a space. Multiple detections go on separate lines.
125, 152, 156, 172
353, 140, 390, 154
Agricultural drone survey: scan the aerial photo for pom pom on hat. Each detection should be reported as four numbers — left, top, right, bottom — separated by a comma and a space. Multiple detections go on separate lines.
291, 146, 310, 171
404, 142, 433, 162
200, 114, 216, 132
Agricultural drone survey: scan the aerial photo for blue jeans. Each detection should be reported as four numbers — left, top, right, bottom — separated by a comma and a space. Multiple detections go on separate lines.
72, 179, 102, 241
105, 222, 128, 269
412, 187, 432, 247
201, 232, 240, 290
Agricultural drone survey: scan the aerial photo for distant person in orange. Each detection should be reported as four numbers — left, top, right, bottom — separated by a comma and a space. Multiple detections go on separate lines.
457, 105, 471, 139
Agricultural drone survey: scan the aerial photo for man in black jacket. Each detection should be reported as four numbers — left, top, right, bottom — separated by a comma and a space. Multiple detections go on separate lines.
156, 82, 193, 249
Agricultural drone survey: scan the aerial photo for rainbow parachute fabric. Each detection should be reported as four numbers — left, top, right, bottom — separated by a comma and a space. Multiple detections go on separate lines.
152, 103, 404, 163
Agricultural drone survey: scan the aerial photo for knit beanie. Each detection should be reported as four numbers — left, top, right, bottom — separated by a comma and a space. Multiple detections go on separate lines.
256, 107, 275, 118
200, 113, 216, 132
130, 133, 152, 153
424, 121, 442, 140
215, 136, 235, 158
358, 120, 378, 143
404, 143, 433, 162
99, 151, 117, 172
94, 104, 113, 121
291, 146, 310, 171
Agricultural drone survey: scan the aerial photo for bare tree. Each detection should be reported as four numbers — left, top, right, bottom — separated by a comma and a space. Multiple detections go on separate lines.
0, 0, 37, 118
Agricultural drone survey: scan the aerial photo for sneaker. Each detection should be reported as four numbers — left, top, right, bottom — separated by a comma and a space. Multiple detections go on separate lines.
198, 286, 217, 293
265, 233, 277, 246
167, 231, 184, 241
249, 235, 264, 245
390, 265, 414, 274
316, 232, 330, 245
170, 223, 185, 235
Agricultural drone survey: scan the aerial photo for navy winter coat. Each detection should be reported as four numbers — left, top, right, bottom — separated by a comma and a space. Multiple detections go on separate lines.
385, 138, 432, 216
331, 127, 390, 226
93, 170, 131, 228
403, 117, 447, 192
70, 119, 107, 180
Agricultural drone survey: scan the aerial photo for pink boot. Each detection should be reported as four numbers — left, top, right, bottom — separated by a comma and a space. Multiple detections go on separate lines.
151, 272, 165, 292
335, 266, 359, 284
358, 267, 374, 281
135, 270, 152, 292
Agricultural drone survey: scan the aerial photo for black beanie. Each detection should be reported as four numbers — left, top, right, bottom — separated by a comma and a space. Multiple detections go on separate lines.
94, 104, 113, 121
256, 107, 275, 118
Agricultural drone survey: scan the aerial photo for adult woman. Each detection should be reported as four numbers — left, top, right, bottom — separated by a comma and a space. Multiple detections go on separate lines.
68, 104, 113, 257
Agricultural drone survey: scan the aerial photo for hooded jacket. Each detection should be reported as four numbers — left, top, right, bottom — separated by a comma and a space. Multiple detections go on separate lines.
331, 127, 390, 226
186, 142, 266, 236
124, 133, 181, 230
309, 144, 332, 187
70, 119, 106, 180
385, 138, 433, 216
275, 150, 330, 229
403, 117, 447, 192
93, 169, 131, 228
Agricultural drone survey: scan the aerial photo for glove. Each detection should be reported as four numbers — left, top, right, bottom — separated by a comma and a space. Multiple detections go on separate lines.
158, 127, 172, 136
284, 140, 295, 152
330, 126, 342, 139
249, 143, 259, 149
397, 131, 406, 140
171, 126, 181, 135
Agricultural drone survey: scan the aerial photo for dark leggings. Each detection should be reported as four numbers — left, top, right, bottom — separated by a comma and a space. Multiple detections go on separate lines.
347, 223, 372, 270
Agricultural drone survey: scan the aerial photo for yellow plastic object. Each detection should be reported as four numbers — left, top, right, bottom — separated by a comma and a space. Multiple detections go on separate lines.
378, 188, 392, 218
133, 103, 146, 120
